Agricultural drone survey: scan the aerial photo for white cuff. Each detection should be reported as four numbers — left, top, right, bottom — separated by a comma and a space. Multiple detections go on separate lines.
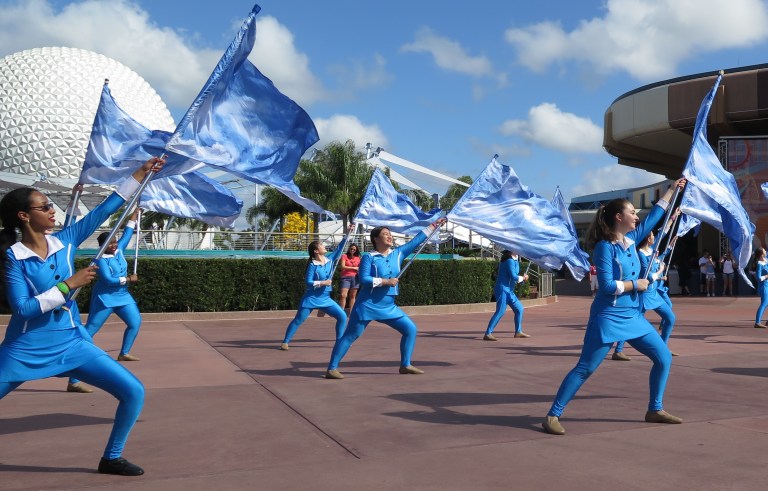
120, 277, 127, 285
517, 276, 525, 284
313, 280, 322, 288
126, 220, 136, 229
373, 278, 383, 287
614, 280, 625, 295
116, 176, 141, 201
656, 198, 669, 210
38, 287, 66, 313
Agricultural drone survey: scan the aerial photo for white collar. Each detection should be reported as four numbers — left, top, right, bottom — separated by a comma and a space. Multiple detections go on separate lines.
312, 256, 328, 266
370, 248, 392, 257
10, 235, 64, 260
612, 236, 635, 250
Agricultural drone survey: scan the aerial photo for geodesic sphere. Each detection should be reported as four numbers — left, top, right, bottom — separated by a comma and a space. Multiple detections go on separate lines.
0, 46, 175, 180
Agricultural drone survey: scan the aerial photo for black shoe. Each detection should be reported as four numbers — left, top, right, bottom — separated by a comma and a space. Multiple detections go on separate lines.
98, 457, 144, 476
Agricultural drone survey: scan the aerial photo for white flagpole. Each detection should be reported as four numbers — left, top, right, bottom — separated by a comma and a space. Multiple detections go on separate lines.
133, 208, 142, 275
397, 217, 445, 279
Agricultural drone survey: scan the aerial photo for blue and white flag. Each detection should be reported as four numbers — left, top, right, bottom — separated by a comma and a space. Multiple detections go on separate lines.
81, 83, 242, 227
761, 182, 768, 200
679, 74, 755, 286
551, 187, 590, 281
81, 84, 200, 185
448, 157, 582, 271
141, 172, 243, 228
355, 168, 442, 236
165, 4, 318, 191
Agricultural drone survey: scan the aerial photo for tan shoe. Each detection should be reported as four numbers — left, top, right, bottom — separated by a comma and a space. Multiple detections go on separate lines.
66, 383, 93, 394
542, 416, 566, 435
325, 369, 344, 379
754, 323, 766, 329
645, 410, 683, 424
670, 351, 680, 356
514, 331, 531, 338
279, 343, 290, 350
483, 334, 498, 341
611, 351, 631, 361
399, 365, 425, 374
117, 353, 140, 362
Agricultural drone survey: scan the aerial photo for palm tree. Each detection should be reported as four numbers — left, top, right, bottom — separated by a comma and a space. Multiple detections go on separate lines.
297, 140, 373, 229
247, 185, 303, 231
439, 176, 473, 211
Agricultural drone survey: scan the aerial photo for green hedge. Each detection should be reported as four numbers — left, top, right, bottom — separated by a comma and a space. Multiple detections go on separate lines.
70, 257, 540, 313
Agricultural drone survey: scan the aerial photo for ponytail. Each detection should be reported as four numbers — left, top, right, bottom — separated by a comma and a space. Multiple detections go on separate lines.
586, 199, 630, 251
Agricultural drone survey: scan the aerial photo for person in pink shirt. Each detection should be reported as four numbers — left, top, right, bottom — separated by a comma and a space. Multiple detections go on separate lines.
338, 243, 361, 315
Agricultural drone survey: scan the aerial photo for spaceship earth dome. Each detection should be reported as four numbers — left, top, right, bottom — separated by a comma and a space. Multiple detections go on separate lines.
0, 47, 175, 181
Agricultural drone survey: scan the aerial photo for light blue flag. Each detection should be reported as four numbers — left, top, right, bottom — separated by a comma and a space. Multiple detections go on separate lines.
141, 172, 243, 228
761, 182, 768, 199
81, 83, 243, 227
81, 84, 200, 185
355, 168, 442, 236
447, 157, 581, 271
165, 4, 318, 191
679, 74, 756, 286
551, 187, 590, 281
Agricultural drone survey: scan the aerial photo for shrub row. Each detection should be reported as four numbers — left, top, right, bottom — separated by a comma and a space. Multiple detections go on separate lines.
72, 257, 540, 313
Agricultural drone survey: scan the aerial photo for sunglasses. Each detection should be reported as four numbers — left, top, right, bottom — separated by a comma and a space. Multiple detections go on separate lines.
29, 203, 55, 212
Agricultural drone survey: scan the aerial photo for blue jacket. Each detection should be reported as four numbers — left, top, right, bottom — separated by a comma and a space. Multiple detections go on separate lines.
302, 237, 347, 298
357, 230, 427, 303
494, 257, 523, 297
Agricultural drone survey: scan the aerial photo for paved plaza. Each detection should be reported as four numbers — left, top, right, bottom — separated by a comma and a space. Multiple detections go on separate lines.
1, 295, 767, 490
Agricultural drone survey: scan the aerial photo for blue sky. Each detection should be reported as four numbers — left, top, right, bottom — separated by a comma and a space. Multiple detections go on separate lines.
2, 0, 768, 203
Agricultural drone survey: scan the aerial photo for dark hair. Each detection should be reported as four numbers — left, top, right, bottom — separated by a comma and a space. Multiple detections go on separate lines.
586, 198, 631, 250
500, 250, 513, 263
637, 229, 656, 249
97, 231, 111, 247
346, 243, 360, 257
756, 248, 766, 262
0, 187, 37, 310
307, 240, 321, 259
370, 226, 390, 248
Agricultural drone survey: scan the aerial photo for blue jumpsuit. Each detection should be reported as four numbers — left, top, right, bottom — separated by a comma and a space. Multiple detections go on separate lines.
547, 204, 672, 417
282, 238, 348, 344
0, 179, 145, 460
327, 231, 427, 371
755, 261, 768, 324
69, 222, 141, 386
87, 222, 142, 355
485, 257, 525, 336
639, 249, 676, 343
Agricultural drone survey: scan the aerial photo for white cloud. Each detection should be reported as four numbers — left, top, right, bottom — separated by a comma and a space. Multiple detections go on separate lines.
401, 27, 493, 77
0, 0, 327, 110
313, 114, 389, 151
504, 0, 768, 80
570, 164, 666, 196
250, 16, 327, 106
499, 103, 603, 153
327, 53, 394, 95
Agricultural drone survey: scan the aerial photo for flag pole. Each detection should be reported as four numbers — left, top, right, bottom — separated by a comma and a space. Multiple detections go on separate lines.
133, 208, 142, 275
329, 221, 355, 278
397, 215, 445, 279
643, 184, 684, 281
69, 166, 159, 302
63, 185, 83, 228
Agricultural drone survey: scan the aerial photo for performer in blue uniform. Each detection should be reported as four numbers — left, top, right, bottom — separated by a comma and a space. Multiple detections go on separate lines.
0, 157, 164, 476
638, 230, 677, 353
325, 218, 447, 379
279, 224, 354, 350
542, 179, 685, 436
67, 209, 143, 392
483, 250, 530, 341
754, 248, 768, 328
